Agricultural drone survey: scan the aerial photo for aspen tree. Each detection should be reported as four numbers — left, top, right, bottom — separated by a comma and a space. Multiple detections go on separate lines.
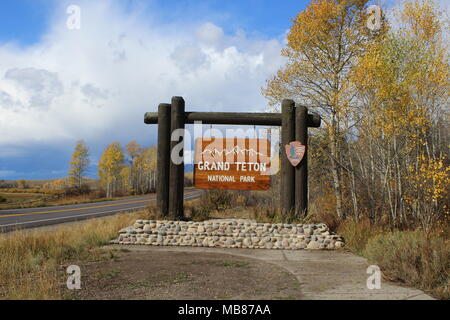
68, 140, 90, 190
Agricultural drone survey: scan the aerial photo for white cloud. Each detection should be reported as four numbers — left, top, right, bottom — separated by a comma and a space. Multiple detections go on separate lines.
195, 22, 225, 48
0, 0, 285, 151
1, 67, 63, 109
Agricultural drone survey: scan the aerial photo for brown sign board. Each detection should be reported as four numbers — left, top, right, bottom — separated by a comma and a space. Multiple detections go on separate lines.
194, 138, 271, 190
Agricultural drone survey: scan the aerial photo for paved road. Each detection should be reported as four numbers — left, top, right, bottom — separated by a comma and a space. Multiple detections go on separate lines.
106, 245, 434, 300
0, 189, 202, 232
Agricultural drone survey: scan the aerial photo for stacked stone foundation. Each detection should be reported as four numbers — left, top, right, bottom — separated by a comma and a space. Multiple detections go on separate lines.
111, 219, 345, 250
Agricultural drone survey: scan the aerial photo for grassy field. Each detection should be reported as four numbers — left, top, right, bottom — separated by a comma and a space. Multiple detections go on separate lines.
0, 210, 147, 299
0, 191, 152, 210
0, 192, 51, 209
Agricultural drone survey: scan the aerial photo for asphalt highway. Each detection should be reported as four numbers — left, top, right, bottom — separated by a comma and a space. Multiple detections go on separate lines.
0, 189, 202, 232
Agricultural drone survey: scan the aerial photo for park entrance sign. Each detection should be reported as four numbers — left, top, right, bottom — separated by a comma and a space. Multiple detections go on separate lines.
194, 138, 271, 190
144, 96, 321, 219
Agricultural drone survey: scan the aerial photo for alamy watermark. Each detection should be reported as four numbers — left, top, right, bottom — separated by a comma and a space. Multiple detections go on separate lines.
66, 265, 81, 290
66, 5, 81, 30
366, 265, 381, 289
366, 5, 382, 31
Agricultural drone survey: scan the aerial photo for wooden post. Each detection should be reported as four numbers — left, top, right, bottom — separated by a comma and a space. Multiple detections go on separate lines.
169, 96, 185, 219
156, 103, 171, 216
281, 99, 295, 214
295, 105, 308, 217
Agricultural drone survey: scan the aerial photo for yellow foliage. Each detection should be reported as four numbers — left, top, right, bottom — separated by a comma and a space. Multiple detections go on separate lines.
98, 142, 125, 197
407, 155, 450, 203
262, 0, 382, 115
68, 140, 90, 188
400, 0, 442, 43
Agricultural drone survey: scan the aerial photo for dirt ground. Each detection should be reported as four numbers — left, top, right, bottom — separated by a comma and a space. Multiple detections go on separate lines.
64, 248, 302, 300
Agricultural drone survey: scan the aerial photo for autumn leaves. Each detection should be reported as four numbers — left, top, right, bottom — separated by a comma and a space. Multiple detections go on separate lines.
262, 0, 449, 228
69, 141, 157, 198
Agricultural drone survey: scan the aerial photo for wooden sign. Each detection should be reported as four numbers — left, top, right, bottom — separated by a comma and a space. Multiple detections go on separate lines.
194, 138, 271, 190
285, 141, 305, 167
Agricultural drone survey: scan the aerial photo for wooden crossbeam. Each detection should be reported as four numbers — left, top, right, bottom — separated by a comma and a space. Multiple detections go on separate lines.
144, 111, 321, 128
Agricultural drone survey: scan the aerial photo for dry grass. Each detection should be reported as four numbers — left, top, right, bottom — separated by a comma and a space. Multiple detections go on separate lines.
337, 218, 386, 255
0, 210, 147, 299
363, 231, 449, 299
185, 190, 308, 224
0, 188, 63, 195
0, 192, 51, 210
2, 187, 447, 300
338, 218, 449, 299
0, 193, 148, 210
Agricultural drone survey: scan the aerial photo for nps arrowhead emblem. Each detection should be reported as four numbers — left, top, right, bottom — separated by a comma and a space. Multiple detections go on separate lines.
285, 141, 305, 167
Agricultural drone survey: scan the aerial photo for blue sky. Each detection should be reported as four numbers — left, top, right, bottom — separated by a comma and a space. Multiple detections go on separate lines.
0, 0, 307, 45
0, 0, 51, 45
1, 0, 444, 181
0, 0, 313, 180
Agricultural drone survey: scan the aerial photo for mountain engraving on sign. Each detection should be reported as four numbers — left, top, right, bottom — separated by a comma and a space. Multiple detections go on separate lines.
194, 138, 271, 190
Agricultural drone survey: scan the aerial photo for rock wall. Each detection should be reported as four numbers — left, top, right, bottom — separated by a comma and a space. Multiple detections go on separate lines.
111, 219, 345, 250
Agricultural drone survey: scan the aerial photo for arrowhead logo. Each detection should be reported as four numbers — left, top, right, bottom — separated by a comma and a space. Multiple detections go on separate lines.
285, 141, 305, 167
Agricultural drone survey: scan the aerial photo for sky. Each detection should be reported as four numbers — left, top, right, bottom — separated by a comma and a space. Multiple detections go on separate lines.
0, 0, 447, 180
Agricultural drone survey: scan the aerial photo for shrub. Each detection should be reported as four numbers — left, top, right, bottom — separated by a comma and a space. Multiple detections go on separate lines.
308, 201, 341, 232
234, 190, 277, 207
186, 205, 212, 222
90, 188, 106, 199
201, 190, 233, 211
337, 218, 385, 255
363, 231, 449, 299
250, 206, 302, 224
0, 196, 6, 203
144, 206, 167, 220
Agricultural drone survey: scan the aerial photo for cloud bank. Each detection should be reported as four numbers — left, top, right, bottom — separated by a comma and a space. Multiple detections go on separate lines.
0, 0, 285, 166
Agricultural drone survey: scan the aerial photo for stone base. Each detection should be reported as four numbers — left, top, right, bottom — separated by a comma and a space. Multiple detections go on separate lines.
111, 219, 345, 250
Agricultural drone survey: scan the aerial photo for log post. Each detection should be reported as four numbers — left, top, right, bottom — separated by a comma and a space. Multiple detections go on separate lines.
281, 99, 296, 215
156, 103, 171, 216
295, 105, 308, 217
169, 96, 185, 219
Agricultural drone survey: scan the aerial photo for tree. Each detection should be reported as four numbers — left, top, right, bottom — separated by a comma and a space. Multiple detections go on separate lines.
262, 0, 384, 218
135, 147, 157, 194
68, 140, 90, 190
126, 141, 142, 160
98, 142, 125, 198
126, 141, 143, 194
17, 179, 28, 189
349, 0, 449, 228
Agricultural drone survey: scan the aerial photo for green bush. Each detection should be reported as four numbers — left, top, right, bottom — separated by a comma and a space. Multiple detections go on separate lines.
0, 196, 6, 203
363, 231, 449, 299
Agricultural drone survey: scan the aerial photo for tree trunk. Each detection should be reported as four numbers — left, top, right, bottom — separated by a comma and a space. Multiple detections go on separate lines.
329, 123, 344, 219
